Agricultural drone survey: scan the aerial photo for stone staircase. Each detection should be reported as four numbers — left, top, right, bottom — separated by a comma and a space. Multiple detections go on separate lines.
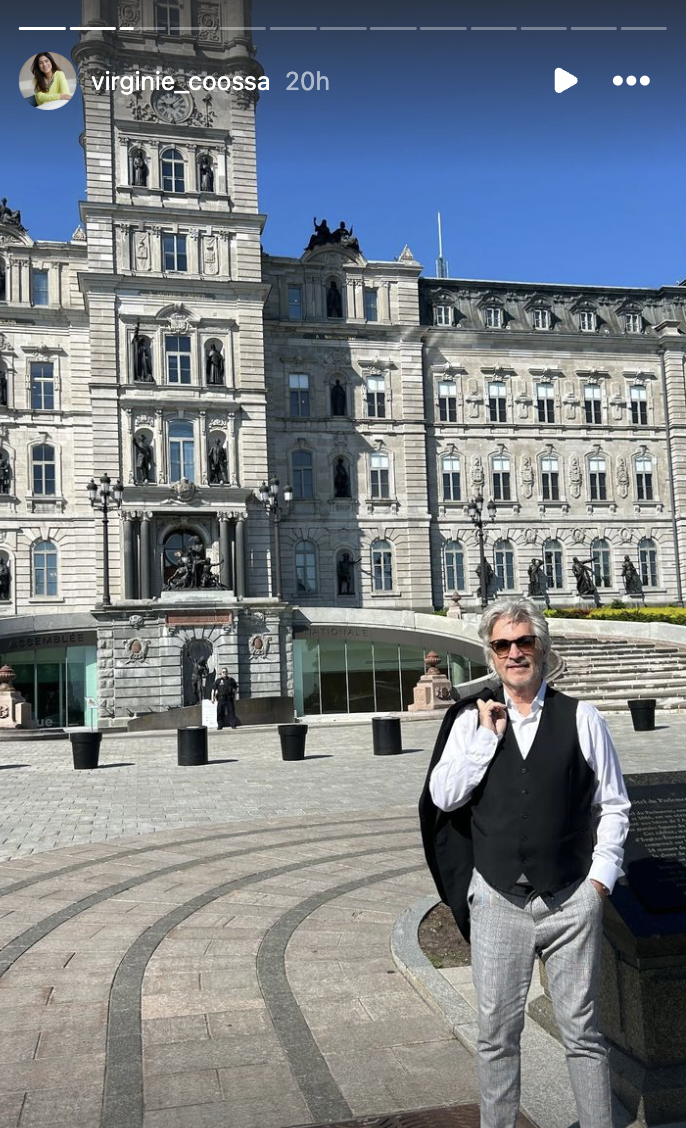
548, 635, 686, 711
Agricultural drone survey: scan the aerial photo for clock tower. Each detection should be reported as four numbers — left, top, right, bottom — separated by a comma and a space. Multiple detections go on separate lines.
72, 0, 271, 607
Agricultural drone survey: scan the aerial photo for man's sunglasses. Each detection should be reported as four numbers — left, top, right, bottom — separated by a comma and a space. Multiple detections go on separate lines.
489, 634, 538, 657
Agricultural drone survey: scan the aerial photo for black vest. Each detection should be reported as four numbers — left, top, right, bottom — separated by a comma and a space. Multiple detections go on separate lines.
470, 686, 595, 894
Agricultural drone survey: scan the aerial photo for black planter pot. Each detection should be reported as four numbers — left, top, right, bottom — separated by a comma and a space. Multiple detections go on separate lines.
278, 723, 308, 761
178, 726, 208, 766
70, 731, 102, 770
627, 699, 657, 732
372, 716, 402, 756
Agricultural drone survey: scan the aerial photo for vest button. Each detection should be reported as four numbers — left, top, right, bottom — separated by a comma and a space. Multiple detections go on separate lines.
521, 836, 528, 842
521, 813, 529, 820
521, 767, 528, 774
521, 789, 529, 796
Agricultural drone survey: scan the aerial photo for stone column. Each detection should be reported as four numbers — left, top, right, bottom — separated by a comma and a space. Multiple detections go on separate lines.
139, 513, 152, 599
219, 514, 232, 590
198, 410, 208, 484
122, 514, 138, 599
227, 410, 239, 485
235, 514, 246, 597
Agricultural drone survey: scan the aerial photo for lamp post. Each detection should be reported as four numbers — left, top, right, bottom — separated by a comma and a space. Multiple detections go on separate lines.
257, 477, 292, 600
87, 473, 124, 606
468, 494, 497, 609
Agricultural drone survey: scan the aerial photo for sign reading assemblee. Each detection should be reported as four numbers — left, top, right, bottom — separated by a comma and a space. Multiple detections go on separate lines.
1, 631, 93, 652
90, 70, 270, 94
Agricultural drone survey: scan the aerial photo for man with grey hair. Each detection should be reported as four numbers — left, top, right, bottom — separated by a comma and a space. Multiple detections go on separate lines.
427, 597, 629, 1128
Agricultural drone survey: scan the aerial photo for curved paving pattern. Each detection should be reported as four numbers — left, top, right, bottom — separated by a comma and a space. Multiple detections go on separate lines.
0, 814, 482, 1128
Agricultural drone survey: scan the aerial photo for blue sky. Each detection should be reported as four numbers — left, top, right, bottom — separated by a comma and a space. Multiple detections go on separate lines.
2, 1, 682, 287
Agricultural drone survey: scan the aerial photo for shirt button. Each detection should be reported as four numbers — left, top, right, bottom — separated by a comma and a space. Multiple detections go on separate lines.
521, 813, 529, 820
521, 836, 528, 843
521, 789, 529, 796
521, 767, 528, 774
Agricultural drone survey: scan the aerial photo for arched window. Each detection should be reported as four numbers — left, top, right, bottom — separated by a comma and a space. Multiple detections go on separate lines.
371, 539, 393, 592
33, 540, 57, 596
543, 538, 564, 590
292, 449, 314, 499
444, 539, 465, 591
294, 540, 317, 594
162, 529, 197, 586
591, 537, 612, 588
161, 148, 185, 193
494, 539, 515, 590
168, 420, 195, 482
638, 538, 658, 587
441, 456, 461, 501
32, 444, 56, 495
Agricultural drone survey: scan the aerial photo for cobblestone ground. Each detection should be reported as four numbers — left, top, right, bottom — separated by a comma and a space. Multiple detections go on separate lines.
0, 713, 681, 1128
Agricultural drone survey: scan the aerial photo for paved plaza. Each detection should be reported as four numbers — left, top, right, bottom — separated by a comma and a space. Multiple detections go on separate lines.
0, 712, 683, 1128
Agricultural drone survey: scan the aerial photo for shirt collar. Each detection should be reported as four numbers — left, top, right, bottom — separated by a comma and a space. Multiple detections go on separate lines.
503, 679, 547, 717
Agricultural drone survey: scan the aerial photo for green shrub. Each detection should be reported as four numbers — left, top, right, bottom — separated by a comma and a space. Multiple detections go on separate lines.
546, 605, 686, 626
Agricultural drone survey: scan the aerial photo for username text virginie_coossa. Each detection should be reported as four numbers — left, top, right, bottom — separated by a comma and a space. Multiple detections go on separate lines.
90, 69, 269, 94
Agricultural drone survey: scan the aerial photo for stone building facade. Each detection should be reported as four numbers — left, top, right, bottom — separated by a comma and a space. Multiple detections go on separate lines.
1, 0, 685, 724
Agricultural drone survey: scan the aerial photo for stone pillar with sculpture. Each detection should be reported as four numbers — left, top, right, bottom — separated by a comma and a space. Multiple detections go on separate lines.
408, 651, 452, 712
0, 664, 34, 729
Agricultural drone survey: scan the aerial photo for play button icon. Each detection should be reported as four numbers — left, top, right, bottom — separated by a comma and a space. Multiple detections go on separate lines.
555, 67, 578, 93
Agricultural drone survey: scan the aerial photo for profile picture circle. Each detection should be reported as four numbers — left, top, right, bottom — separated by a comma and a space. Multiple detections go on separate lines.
19, 52, 77, 110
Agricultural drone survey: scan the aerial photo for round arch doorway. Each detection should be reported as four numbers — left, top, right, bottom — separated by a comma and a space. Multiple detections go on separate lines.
162, 529, 200, 587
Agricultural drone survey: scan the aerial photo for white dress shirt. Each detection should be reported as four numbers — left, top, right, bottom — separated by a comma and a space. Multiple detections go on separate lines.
429, 680, 631, 892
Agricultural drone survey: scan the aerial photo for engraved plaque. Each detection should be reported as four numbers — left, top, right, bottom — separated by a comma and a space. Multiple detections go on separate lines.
623, 783, 686, 913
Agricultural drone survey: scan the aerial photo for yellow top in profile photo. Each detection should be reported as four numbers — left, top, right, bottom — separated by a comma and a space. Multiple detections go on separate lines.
34, 69, 71, 105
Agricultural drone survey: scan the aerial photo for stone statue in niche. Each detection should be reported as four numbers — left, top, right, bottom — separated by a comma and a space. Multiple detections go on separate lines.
330, 379, 347, 416
133, 433, 153, 484
0, 368, 7, 407
520, 455, 534, 499
617, 456, 630, 499
326, 280, 343, 319
0, 260, 5, 302
569, 455, 582, 499
203, 235, 218, 275
206, 342, 225, 385
191, 657, 209, 702
135, 231, 151, 271
131, 149, 148, 187
208, 437, 229, 484
132, 322, 153, 381
621, 556, 644, 598
471, 455, 485, 493
0, 558, 10, 601
0, 453, 11, 495
333, 457, 351, 498
337, 552, 359, 595
199, 155, 214, 192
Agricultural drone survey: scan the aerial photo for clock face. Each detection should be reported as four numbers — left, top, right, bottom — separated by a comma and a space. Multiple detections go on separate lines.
151, 89, 192, 124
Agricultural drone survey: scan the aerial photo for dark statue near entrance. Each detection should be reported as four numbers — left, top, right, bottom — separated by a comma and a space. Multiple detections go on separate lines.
622, 555, 644, 598
475, 561, 495, 592
0, 368, 7, 407
326, 280, 343, 319
208, 437, 228, 484
337, 551, 359, 596
333, 457, 351, 498
132, 322, 153, 382
191, 657, 209, 703
0, 559, 10, 601
572, 556, 601, 606
205, 343, 225, 385
199, 155, 214, 193
527, 557, 549, 605
164, 535, 207, 590
330, 379, 347, 416
133, 433, 153, 484
0, 453, 11, 495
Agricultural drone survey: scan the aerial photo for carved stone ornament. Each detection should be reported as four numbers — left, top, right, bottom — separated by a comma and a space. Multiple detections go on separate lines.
134, 414, 155, 429
569, 456, 582, 499
619, 527, 633, 544
209, 417, 227, 429
471, 456, 485, 492
125, 638, 149, 663
571, 527, 586, 544
249, 634, 271, 660
617, 456, 630, 498
166, 304, 193, 334
171, 478, 197, 503
397, 244, 416, 262
128, 614, 144, 628
520, 456, 534, 499
118, 0, 141, 27
198, 2, 221, 41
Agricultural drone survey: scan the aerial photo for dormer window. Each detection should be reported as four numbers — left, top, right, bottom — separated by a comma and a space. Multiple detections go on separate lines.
625, 311, 642, 334
434, 304, 453, 326
579, 310, 597, 332
533, 307, 551, 331
485, 306, 503, 329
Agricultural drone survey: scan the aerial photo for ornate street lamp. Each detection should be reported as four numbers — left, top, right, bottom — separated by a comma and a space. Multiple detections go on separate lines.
256, 476, 293, 599
468, 494, 497, 609
87, 472, 124, 606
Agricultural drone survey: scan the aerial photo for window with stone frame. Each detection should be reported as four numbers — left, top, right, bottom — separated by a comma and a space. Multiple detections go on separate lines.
584, 384, 602, 424
155, 1, 181, 34
32, 539, 58, 596
31, 444, 56, 495
366, 375, 386, 419
444, 540, 465, 591
161, 148, 185, 193
638, 538, 658, 587
540, 455, 559, 501
371, 539, 393, 591
591, 538, 612, 588
532, 307, 551, 331
370, 451, 390, 499
168, 419, 195, 482
494, 539, 515, 590
437, 381, 457, 422
434, 304, 453, 326
484, 306, 503, 329
294, 540, 318, 594
165, 335, 192, 384
536, 383, 555, 423
635, 455, 654, 501
33, 269, 49, 307
289, 374, 310, 417
630, 385, 648, 426
30, 362, 55, 410
579, 309, 597, 332
625, 311, 642, 334
287, 285, 303, 320
364, 288, 378, 322
162, 233, 187, 272
589, 455, 607, 501
441, 455, 461, 501
488, 381, 507, 423
543, 538, 564, 589
292, 449, 314, 499
491, 455, 511, 501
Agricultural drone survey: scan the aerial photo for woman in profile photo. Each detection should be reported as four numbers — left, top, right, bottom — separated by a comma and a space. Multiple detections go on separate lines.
29, 53, 71, 107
